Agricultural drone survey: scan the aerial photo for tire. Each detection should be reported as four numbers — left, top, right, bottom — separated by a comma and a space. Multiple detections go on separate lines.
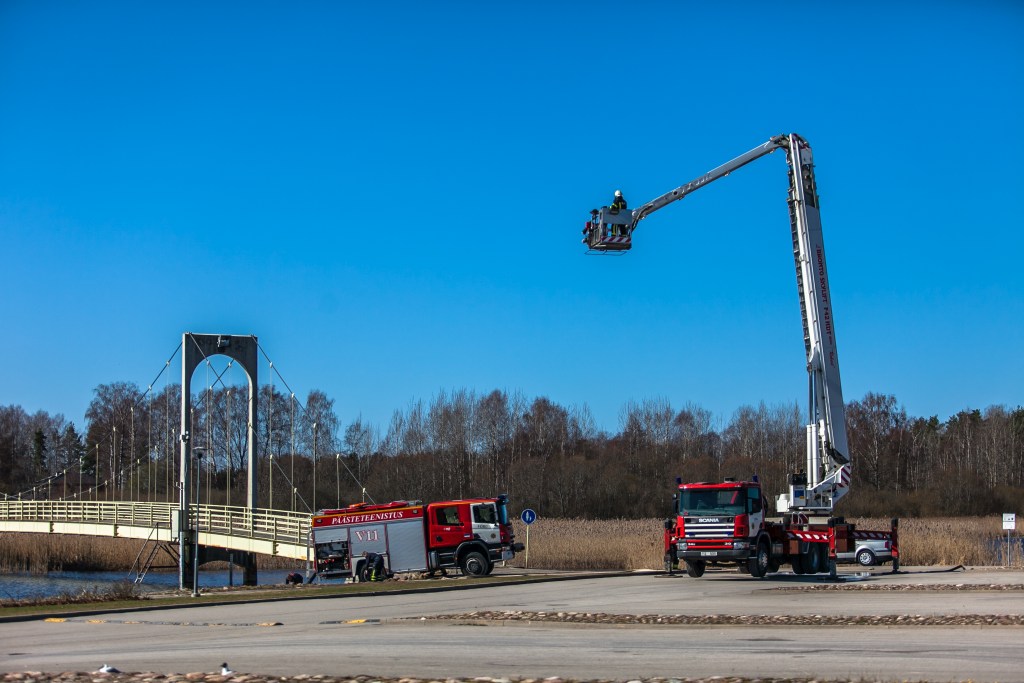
856, 548, 876, 567
460, 551, 489, 577
748, 542, 770, 579
791, 554, 805, 575
803, 545, 822, 574
684, 560, 706, 578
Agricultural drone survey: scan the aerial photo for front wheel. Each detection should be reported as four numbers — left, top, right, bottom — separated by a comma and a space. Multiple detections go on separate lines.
460, 551, 489, 577
748, 542, 770, 579
685, 560, 706, 578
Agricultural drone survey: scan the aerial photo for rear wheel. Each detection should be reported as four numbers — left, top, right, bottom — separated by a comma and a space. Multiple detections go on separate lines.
791, 554, 806, 575
684, 560, 706, 578
856, 548, 876, 566
460, 551, 489, 577
803, 544, 823, 574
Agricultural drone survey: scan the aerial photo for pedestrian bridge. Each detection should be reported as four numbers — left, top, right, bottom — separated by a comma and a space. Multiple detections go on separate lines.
0, 500, 311, 562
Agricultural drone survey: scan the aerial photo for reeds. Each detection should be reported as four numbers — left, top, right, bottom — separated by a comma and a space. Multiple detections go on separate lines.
509, 516, 1021, 570
0, 534, 297, 573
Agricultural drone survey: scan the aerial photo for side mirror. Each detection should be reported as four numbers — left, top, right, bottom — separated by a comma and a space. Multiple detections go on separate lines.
663, 518, 673, 530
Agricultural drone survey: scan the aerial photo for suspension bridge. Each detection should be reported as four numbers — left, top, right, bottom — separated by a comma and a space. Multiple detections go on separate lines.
0, 332, 361, 591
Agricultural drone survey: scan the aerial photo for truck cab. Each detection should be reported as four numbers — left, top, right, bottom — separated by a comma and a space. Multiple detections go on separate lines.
666, 479, 767, 577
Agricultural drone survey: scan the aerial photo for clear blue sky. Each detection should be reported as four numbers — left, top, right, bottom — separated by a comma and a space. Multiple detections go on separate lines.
2, 1, 1022, 436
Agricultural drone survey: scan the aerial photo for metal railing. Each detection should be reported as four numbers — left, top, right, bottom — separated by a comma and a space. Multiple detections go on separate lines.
0, 500, 310, 550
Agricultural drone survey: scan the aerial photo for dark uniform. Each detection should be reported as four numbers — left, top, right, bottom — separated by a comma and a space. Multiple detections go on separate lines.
610, 192, 627, 235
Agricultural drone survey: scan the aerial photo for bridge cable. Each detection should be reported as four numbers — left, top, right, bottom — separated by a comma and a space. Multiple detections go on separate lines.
256, 341, 376, 509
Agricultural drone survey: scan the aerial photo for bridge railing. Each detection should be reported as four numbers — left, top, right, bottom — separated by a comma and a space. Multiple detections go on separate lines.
192, 504, 309, 547
0, 500, 311, 548
0, 500, 177, 528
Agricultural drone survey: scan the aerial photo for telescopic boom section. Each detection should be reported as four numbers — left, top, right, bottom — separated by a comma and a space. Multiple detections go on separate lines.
584, 134, 851, 513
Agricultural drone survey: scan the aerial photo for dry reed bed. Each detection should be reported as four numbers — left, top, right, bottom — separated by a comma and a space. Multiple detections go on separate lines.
509, 516, 1021, 570
0, 516, 1019, 573
0, 535, 295, 573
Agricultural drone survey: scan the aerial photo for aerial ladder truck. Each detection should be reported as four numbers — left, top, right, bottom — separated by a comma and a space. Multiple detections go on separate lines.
584, 134, 897, 578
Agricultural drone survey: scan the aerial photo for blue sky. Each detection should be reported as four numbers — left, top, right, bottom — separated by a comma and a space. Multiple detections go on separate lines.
2, 1, 1022, 436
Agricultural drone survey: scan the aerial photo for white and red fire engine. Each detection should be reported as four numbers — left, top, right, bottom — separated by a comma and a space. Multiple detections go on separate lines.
310, 495, 522, 581
586, 134, 898, 578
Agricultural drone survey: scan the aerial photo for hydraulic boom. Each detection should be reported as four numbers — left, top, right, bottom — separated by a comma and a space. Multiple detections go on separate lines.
585, 134, 850, 513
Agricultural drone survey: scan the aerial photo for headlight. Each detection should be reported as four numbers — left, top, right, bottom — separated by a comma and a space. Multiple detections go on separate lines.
732, 541, 749, 550
677, 541, 688, 551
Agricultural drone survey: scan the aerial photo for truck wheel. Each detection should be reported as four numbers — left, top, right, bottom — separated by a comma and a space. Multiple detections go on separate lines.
804, 546, 822, 574
748, 542, 770, 579
460, 551, 489, 576
684, 560, 705, 578
791, 554, 805, 575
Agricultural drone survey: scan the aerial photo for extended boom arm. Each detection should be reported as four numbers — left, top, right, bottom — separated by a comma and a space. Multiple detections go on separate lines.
585, 134, 851, 513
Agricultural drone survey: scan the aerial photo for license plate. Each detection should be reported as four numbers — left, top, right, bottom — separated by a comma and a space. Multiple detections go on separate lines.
701, 551, 718, 557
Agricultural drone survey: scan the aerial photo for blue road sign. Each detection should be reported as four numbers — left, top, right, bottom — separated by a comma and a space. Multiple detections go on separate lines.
520, 508, 537, 525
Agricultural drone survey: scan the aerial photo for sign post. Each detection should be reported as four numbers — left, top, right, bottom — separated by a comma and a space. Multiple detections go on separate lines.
520, 508, 537, 569
1003, 513, 1016, 567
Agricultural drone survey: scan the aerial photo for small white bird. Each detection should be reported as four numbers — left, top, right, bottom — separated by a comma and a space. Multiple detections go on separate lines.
97, 664, 120, 674
221, 663, 236, 676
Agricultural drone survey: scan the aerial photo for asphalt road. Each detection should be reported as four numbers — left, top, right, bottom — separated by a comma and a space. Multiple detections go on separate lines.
2, 566, 1022, 682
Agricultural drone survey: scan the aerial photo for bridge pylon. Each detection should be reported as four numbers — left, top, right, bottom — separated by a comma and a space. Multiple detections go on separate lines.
180, 333, 259, 591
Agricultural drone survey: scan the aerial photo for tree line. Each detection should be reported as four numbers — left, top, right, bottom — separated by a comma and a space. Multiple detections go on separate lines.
1, 384, 1022, 518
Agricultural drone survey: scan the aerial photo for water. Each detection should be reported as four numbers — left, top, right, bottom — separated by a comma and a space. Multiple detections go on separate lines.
0, 568, 303, 601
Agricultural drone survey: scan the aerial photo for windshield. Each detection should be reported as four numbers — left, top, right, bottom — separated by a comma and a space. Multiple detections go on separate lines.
495, 498, 509, 525
679, 488, 746, 516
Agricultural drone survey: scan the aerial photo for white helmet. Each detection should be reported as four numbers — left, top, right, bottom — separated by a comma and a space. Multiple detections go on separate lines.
614, 190, 622, 197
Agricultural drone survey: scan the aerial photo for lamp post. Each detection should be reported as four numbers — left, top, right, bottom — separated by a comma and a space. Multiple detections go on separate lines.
335, 453, 340, 508
312, 422, 318, 512
191, 448, 205, 597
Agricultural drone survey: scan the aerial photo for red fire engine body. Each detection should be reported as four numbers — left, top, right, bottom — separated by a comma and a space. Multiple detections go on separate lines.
310, 495, 522, 581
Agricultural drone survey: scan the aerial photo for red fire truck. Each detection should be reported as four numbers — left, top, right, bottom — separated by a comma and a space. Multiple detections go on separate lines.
664, 477, 898, 578
310, 495, 522, 581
